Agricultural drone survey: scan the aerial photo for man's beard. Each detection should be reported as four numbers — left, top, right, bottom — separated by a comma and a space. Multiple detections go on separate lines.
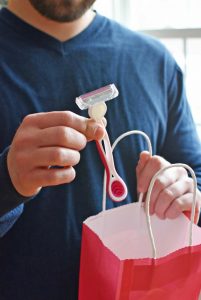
29, 0, 96, 22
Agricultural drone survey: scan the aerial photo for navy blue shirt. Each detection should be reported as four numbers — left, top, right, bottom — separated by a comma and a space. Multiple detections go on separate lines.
0, 8, 201, 300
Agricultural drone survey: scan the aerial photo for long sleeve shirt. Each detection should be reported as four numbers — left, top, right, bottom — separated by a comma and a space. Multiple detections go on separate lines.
0, 7, 201, 300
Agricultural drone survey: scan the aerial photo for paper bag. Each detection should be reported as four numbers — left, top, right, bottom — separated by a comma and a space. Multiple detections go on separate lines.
79, 164, 201, 299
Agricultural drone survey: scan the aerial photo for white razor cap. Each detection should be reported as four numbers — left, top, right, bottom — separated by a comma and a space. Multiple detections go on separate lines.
88, 102, 107, 121
75, 84, 119, 110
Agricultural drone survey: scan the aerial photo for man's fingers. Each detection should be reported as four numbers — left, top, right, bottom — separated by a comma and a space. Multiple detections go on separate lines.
29, 147, 81, 167
165, 193, 196, 219
31, 166, 76, 187
23, 111, 105, 141
152, 177, 194, 218
35, 126, 87, 150
137, 155, 170, 193
136, 151, 151, 173
8, 111, 105, 197
136, 151, 151, 194
24, 111, 87, 130
137, 155, 187, 194
85, 118, 105, 141
149, 171, 191, 214
136, 152, 200, 221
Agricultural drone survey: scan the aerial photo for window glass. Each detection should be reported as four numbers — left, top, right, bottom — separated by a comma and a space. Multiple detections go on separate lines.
0, 0, 7, 6
153, 37, 201, 138
93, 0, 114, 19
93, 0, 201, 137
160, 39, 185, 71
128, 0, 201, 29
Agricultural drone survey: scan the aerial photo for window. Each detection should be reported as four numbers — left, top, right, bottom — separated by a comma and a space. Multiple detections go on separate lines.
93, 0, 115, 19
0, 0, 7, 7
94, 0, 201, 138
125, 0, 201, 30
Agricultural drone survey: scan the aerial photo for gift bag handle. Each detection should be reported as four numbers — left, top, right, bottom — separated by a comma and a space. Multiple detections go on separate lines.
145, 164, 197, 259
101, 131, 198, 259
102, 130, 153, 211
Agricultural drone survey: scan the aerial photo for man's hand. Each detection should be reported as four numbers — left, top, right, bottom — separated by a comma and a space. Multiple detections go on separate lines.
7, 111, 105, 197
136, 151, 201, 223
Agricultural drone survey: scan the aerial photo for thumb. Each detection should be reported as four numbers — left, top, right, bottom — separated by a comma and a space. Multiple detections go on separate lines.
136, 151, 151, 174
85, 119, 105, 141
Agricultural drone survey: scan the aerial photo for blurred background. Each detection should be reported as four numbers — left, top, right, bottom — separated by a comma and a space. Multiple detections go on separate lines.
94, 0, 201, 138
0, 0, 200, 137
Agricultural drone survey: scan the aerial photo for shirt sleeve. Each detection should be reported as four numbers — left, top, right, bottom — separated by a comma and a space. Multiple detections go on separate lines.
0, 204, 24, 237
161, 65, 201, 191
0, 147, 33, 235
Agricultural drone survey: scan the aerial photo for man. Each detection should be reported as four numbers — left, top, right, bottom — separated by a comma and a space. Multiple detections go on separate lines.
0, 1, 201, 299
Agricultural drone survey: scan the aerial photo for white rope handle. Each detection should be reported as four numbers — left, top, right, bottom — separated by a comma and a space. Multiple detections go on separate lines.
145, 163, 197, 259
102, 130, 152, 211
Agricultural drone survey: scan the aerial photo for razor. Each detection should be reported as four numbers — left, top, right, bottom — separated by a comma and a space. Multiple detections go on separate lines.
76, 84, 128, 202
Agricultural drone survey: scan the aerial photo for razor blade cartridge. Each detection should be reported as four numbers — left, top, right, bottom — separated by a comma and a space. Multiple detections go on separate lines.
75, 84, 119, 110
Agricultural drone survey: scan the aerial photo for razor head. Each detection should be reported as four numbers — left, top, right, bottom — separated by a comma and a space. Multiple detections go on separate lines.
75, 84, 119, 110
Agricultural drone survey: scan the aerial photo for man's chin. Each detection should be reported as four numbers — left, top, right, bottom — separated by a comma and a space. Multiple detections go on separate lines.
28, 0, 96, 23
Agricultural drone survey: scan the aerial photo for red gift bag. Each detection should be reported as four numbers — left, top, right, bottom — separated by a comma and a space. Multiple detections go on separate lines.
79, 164, 201, 300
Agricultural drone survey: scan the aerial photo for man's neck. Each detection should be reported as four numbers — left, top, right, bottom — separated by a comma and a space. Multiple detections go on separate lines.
7, 0, 95, 41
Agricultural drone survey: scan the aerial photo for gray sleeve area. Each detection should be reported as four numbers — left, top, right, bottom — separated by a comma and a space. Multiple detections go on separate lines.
0, 204, 23, 237
0, 147, 34, 217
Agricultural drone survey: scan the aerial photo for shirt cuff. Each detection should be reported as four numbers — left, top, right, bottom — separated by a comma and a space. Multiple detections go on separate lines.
0, 147, 34, 217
